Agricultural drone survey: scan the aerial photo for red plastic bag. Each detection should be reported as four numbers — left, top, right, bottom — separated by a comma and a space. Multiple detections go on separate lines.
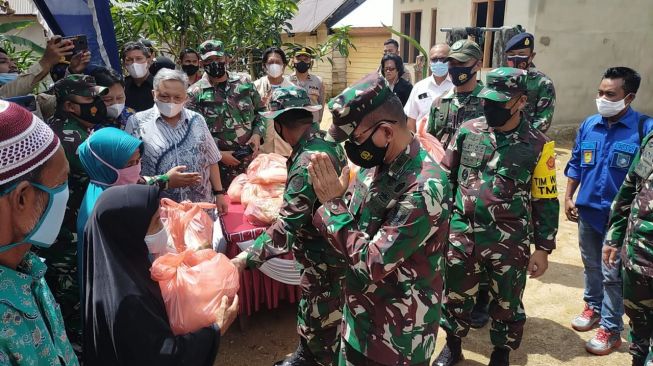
151, 249, 240, 335
416, 115, 445, 163
244, 197, 283, 226
160, 198, 216, 252
227, 173, 248, 203
247, 153, 287, 184
240, 182, 284, 207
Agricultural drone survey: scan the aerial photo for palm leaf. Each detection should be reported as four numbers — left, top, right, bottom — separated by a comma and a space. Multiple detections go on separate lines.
0, 35, 44, 54
382, 22, 428, 78
0, 20, 34, 34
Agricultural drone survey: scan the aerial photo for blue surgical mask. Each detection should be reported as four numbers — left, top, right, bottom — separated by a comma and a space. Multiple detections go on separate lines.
0, 73, 18, 85
0, 181, 69, 253
430, 61, 449, 77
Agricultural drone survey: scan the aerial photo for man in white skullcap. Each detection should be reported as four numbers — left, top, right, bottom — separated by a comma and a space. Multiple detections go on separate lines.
0, 101, 79, 365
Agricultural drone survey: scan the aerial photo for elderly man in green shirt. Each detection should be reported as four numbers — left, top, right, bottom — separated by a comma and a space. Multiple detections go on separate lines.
0, 100, 78, 365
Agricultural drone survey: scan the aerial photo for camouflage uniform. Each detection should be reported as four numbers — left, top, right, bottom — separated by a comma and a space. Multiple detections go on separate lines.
186, 40, 266, 186
605, 132, 653, 362
426, 83, 485, 150
440, 68, 559, 350
314, 74, 452, 365
504, 33, 556, 133
236, 87, 346, 365
42, 75, 108, 347
427, 39, 486, 151
523, 65, 556, 133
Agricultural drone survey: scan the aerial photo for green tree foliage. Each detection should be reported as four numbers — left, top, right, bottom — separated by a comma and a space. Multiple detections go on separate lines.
111, 0, 298, 67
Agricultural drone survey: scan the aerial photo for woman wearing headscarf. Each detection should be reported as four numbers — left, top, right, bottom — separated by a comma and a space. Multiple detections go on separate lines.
83, 184, 238, 365
76, 127, 201, 296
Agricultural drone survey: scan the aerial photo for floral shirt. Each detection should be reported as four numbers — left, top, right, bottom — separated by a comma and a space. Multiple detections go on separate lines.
0, 252, 78, 365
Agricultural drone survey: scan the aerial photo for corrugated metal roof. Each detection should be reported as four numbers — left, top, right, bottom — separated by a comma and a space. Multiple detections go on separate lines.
286, 0, 348, 33
4, 0, 38, 15
334, 0, 392, 28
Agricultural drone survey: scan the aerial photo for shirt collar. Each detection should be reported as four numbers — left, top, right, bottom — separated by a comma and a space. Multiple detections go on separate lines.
0, 252, 46, 318
387, 136, 420, 178
154, 106, 190, 126
599, 106, 635, 127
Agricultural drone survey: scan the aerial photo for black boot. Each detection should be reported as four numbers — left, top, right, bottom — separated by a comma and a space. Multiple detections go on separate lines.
632, 355, 645, 366
488, 347, 510, 366
432, 335, 464, 366
273, 338, 318, 366
470, 289, 490, 329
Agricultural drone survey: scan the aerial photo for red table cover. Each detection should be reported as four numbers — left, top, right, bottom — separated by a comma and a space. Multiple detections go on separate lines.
221, 197, 301, 316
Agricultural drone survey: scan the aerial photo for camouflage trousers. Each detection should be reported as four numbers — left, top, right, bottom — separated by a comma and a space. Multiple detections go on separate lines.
442, 241, 529, 350
623, 266, 653, 361
296, 258, 345, 366
337, 339, 430, 366
34, 241, 81, 347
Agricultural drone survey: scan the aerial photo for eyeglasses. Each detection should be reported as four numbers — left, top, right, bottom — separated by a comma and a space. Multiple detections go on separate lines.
350, 120, 397, 143
430, 57, 447, 63
383, 67, 397, 72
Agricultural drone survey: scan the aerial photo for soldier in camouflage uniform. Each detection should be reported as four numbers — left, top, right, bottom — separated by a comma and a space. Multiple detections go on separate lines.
187, 40, 266, 187
435, 68, 559, 366
232, 86, 346, 366
604, 133, 653, 366
307, 73, 452, 366
43, 74, 108, 349
504, 32, 556, 133
427, 39, 485, 150
427, 39, 492, 329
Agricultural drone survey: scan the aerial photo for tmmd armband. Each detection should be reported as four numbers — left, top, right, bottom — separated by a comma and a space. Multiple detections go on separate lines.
531, 141, 557, 199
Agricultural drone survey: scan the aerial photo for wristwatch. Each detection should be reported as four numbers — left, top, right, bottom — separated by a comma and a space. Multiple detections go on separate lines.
212, 188, 226, 196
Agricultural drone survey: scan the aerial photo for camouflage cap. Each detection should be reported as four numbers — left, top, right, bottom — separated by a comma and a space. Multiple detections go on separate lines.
53, 74, 108, 100
199, 40, 225, 60
447, 39, 482, 62
260, 86, 322, 120
326, 73, 395, 143
476, 67, 528, 102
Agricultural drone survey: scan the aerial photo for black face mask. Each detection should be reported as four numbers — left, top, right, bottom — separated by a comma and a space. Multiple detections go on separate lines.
483, 98, 519, 128
449, 65, 476, 86
74, 97, 107, 125
294, 61, 310, 73
344, 124, 388, 169
204, 61, 226, 78
507, 55, 530, 70
182, 64, 200, 76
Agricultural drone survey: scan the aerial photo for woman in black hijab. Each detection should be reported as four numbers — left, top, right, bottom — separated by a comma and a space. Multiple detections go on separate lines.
83, 184, 238, 365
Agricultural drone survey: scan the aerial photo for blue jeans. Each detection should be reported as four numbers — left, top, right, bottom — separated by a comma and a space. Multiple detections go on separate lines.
578, 218, 624, 332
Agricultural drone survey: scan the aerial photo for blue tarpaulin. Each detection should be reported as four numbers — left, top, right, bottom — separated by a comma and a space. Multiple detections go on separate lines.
31, 0, 121, 72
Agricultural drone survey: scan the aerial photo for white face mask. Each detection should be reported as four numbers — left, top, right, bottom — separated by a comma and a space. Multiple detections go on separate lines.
144, 226, 173, 257
106, 103, 125, 119
155, 100, 184, 117
596, 96, 629, 118
127, 62, 149, 79
266, 64, 284, 78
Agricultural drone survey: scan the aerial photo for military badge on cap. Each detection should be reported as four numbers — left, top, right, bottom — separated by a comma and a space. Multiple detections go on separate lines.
447, 39, 483, 63
505, 32, 535, 52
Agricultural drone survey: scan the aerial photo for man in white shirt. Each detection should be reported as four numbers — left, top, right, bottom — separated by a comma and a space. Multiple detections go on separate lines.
404, 43, 453, 132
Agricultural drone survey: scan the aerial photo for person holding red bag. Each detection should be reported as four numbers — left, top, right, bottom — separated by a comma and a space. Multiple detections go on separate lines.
83, 184, 238, 365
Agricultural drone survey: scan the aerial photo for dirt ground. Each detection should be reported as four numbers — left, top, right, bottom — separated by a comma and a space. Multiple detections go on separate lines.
215, 121, 632, 365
